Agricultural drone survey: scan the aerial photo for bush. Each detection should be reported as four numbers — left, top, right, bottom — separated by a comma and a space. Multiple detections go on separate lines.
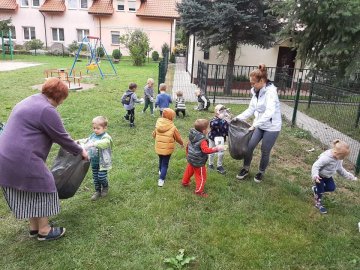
169, 52, 176, 63
151, 51, 159, 61
174, 43, 187, 55
96, 47, 105, 58
23, 39, 43, 55
161, 43, 170, 58
112, 49, 122, 60
68, 40, 80, 54
120, 29, 150, 66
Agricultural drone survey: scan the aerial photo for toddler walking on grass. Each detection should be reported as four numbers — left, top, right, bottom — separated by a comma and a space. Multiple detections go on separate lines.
142, 78, 155, 116
122, 82, 143, 128
153, 108, 184, 187
182, 119, 224, 197
80, 116, 113, 201
311, 139, 357, 214
155, 83, 172, 116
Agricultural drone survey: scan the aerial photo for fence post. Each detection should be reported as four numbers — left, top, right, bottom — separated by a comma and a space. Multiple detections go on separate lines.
356, 150, 360, 175
291, 78, 302, 127
158, 60, 163, 94
204, 63, 209, 95
213, 64, 218, 105
307, 73, 316, 109
355, 102, 360, 128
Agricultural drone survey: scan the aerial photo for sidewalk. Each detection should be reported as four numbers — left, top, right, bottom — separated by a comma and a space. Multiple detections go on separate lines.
167, 57, 360, 164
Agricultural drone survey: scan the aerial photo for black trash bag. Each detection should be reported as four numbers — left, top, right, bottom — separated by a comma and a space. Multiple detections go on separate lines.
51, 147, 90, 199
228, 119, 254, 160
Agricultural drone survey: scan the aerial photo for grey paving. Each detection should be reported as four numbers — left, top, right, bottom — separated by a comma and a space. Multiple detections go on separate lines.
167, 57, 360, 164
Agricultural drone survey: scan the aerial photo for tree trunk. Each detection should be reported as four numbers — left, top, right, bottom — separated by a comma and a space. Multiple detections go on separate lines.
224, 41, 237, 95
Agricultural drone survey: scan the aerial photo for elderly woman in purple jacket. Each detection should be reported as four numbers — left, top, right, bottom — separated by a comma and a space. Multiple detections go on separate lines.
0, 78, 88, 241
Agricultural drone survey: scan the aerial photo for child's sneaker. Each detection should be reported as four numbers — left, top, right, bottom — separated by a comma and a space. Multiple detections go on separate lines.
101, 187, 109, 197
315, 202, 327, 214
208, 164, 215, 170
124, 115, 129, 121
91, 191, 101, 201
216, 166, 226, 175
194, 192, 208, 198
130, 123, 135, 128
254, 172, 263, 183
158, 179, 165, 187
236, 168, 249, 180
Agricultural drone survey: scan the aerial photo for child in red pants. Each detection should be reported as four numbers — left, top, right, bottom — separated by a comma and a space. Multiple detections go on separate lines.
182, 119, 224, 197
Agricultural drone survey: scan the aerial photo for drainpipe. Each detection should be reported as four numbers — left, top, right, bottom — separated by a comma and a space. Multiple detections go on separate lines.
99, 17, 102, 39
40, 11, 48, 49
169, 20, 173, 55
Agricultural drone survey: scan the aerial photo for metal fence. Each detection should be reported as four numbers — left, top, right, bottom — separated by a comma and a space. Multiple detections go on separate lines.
195, 61, 360, 174
158, 54, 169, 93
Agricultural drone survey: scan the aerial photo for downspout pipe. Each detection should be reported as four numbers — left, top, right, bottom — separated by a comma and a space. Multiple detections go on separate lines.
190, 35, 195, 83
169, 20, 173, 54
40, 11, 48, 49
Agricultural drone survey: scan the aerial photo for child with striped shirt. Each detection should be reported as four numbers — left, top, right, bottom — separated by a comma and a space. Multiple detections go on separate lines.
175, 90, 186, 118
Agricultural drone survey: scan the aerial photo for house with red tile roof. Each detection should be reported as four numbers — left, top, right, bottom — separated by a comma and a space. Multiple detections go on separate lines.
0, 0, 179, 56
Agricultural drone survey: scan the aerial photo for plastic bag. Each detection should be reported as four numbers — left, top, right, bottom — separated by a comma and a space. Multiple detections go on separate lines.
228, 119, 254, 160
51, 147, 90, 199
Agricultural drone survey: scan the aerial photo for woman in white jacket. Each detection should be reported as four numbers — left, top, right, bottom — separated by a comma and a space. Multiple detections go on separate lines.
235, 64, 281, 182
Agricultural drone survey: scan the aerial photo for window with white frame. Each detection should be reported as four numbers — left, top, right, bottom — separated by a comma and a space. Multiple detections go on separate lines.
80, 0, 88, 9
68, 0, 77, 9
52, 28, 65, 42
32, 0, 40, 7
117, 0, 124, 11
128, 0, 136, 12
23, 27, 36, 40
77, 29, 89, 42
111, 31, 120, 44
21, 0, 29, 7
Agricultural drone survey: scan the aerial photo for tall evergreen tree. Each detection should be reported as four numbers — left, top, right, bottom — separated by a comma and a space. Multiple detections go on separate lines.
274, 0, 360, 77
177, 0, 282, 94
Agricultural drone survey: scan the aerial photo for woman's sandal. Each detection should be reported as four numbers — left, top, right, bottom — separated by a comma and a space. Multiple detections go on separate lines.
37, 227, 66, 241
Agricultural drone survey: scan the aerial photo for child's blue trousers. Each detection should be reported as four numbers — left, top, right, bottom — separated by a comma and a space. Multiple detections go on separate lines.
91, 163, 109, 192
315, 177, 336, 200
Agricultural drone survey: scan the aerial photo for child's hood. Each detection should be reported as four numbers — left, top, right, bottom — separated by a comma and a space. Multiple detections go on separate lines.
155, 118, 175, 133
162, 108, 175, 121
189, 128, 205, 143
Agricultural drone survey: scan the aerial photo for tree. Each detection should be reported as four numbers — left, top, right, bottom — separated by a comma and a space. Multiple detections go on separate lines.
177, 0, 282, 94
274, 0, 360, 77
120, 29, 150, 66
0, 18, 11, 33
24, 39, 44, 56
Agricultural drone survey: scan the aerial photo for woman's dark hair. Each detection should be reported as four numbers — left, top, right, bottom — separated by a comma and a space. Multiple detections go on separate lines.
42, 77, 69, 104
249, 63, 268, 82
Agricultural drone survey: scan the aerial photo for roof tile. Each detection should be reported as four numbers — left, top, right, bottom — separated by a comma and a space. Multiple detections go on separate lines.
137, 0, 179, 19
88, 0, 114, 15
39, 0, 66, 13
0, 0, 18, 11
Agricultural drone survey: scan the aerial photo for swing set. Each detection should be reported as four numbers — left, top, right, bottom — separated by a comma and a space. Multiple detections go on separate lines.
1, 29, 14, 60
69, 36, 117, 79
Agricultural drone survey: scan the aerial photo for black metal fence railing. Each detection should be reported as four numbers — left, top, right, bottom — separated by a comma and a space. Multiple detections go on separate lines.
158, 53, 169, 93
195, 61, 360, 174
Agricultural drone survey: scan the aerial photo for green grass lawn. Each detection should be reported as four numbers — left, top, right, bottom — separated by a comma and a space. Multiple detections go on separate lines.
0, 55, 359, 270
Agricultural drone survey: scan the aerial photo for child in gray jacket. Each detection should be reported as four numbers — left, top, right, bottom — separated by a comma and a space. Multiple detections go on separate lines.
311, 139, 357, 214
121, 82, 143, 128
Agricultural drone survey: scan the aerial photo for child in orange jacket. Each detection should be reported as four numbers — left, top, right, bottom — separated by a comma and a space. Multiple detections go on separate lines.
182, 119, 224, 197
153, 108, 184, 187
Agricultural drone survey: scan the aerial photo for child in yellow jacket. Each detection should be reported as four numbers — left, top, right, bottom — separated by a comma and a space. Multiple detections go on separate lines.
152, 108, 184, 187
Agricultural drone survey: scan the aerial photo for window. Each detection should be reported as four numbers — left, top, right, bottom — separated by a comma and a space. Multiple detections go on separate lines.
80, 0, 87, 9
52, 28, 65, 42
117, 0, 124, 11
77, 29, 89, 42
68, 0, 77, 9
32, 0, 40, 7
111, 31, 120, 44
23, 27, 36, 40
204, 51, 210, 60
21, 0, 29, 7
128, 0, 136, 12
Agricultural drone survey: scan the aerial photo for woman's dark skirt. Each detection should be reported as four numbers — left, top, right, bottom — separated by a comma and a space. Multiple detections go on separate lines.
1, 186, 60, 219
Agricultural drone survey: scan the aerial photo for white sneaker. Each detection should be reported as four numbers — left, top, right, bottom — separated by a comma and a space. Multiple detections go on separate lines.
158, 179, 165, 187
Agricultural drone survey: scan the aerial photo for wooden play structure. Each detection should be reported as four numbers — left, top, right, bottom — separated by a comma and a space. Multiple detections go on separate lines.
69, 36, 117, 79
1, 29, 14, 60
44, 69, 83, 90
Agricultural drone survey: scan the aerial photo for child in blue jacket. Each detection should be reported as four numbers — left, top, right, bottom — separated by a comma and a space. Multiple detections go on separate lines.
155, 83, 172, 116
